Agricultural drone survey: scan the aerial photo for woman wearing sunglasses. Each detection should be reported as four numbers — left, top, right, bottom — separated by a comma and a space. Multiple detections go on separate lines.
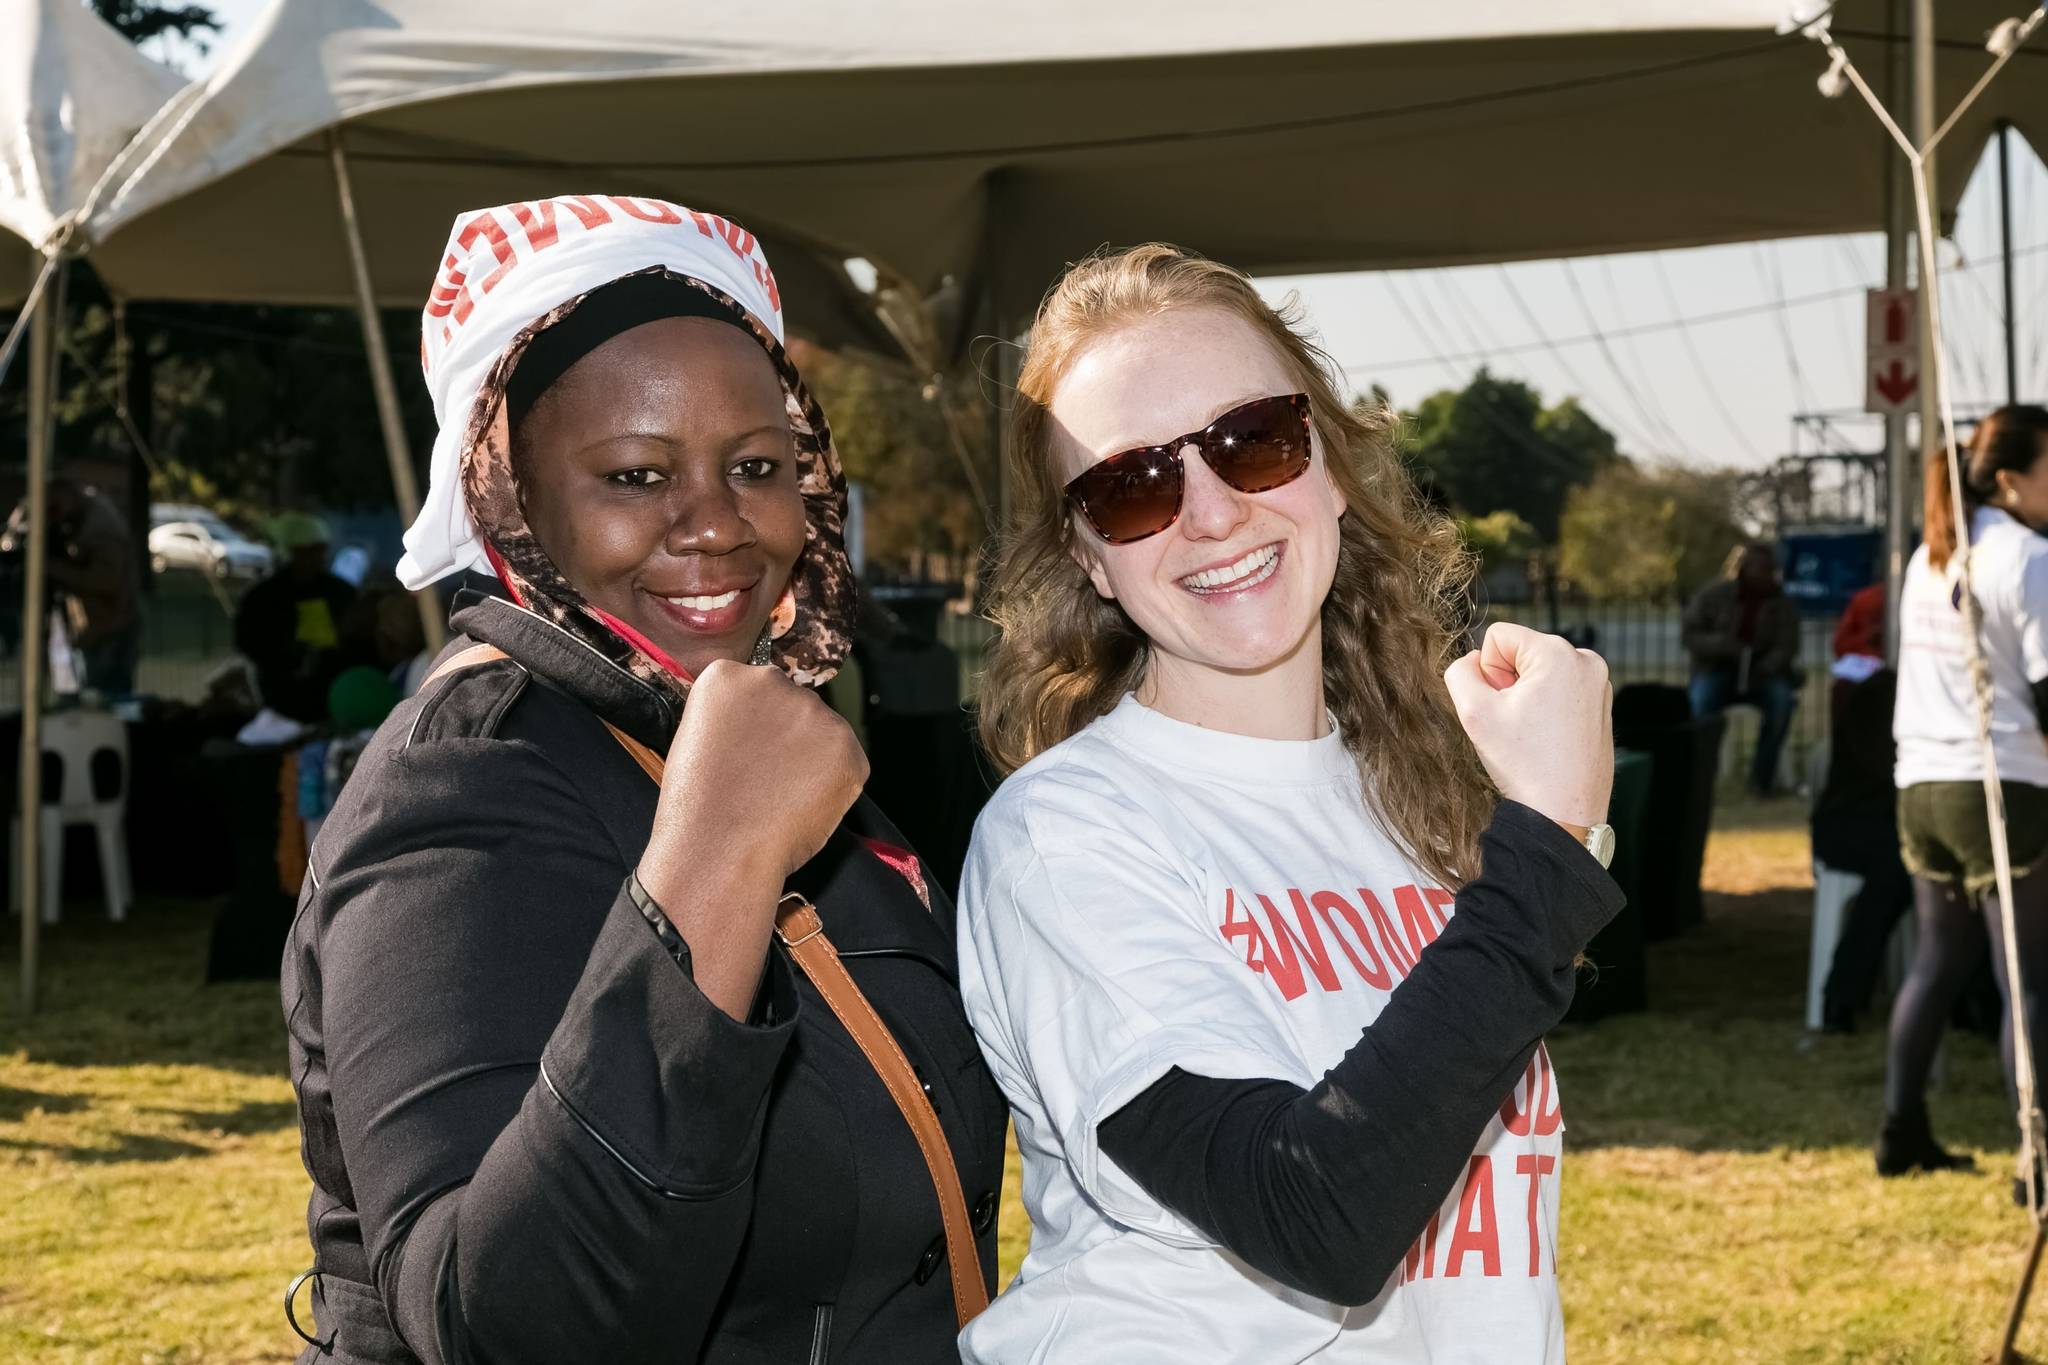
959, 246, 1622, 1362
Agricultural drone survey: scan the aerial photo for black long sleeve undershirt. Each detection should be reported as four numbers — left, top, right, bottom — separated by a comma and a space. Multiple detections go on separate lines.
1096, 801, 1624, 1307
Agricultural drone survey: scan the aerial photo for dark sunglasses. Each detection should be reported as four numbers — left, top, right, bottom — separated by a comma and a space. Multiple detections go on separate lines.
1063, 392, 1313, 545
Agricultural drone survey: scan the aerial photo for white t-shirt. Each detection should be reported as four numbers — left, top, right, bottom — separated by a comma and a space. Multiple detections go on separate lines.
957, 696, 1567, 1363
1895, 506, 2048, 789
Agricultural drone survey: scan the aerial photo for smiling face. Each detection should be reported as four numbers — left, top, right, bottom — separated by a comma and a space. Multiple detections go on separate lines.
1049, 306, 1346, 704
512, 315, 806, 678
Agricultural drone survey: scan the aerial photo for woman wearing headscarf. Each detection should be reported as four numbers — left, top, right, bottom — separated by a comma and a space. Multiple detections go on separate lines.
280, 199, 1006, 1365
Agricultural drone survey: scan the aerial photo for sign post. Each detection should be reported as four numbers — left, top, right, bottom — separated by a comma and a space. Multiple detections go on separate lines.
1866, 287, 1921, 416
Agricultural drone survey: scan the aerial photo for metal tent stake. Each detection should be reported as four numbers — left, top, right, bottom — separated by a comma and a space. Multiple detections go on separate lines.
2002, 1221, 2048, 1363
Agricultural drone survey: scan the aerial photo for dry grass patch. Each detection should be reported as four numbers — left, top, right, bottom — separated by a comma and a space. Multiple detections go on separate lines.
10, 795, 2048, 1361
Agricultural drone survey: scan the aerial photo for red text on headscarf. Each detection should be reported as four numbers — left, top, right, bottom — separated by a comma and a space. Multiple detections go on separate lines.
421, 196, 783, 372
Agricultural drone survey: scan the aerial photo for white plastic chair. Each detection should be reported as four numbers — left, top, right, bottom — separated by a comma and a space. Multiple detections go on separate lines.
1808, 860, 1864, 1030
9, 708, 131, 924
1803, 737, 1919, 1030
1718, 701, 1797, 793
1805, 739, 1847, 1030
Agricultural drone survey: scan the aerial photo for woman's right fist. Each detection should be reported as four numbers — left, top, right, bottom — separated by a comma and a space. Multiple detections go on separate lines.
1444, 623, 1613, 831
643, 659, 869, 892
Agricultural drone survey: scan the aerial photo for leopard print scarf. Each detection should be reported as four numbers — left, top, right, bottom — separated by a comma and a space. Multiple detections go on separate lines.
454, 266, 854, 695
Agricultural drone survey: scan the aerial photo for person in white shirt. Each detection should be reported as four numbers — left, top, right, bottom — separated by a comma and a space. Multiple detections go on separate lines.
1883, 404, 2048, 1197
957, 244, 1623, 1363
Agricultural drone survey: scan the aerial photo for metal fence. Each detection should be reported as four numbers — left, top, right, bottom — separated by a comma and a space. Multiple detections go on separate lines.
1485, 595, 1839, 790
0, 580, 1841, 795
938, 595, 1840, 791
0, 579, 243, 710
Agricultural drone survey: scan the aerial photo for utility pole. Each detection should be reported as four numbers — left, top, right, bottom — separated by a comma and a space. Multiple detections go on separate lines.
1882, 0, 1911, 663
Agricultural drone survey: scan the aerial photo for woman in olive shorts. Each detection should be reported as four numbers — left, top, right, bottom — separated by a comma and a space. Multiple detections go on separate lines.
1885, 405, 2048, 1198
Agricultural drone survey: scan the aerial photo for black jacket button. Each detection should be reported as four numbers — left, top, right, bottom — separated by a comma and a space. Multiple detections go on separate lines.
914, 1234, 945, 1285
972, 1191, 998, 1235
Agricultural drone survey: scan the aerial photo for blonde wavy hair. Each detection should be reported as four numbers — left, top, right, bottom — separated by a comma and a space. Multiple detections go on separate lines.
977, 244, 1496, 887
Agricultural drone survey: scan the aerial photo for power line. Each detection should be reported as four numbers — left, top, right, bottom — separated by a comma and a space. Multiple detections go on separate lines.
1821, 240, 1863, 400
1385, 269, 1661, 458
1338, 237, 2048, 374
1441, 266, 1665, 456
1378, 275, 1467, 386
1375, 274, 1585, 474
1597, 257, 1699, 460
1833, 236, 1877, 289
1426, 270, 1497, 368
1651, 253, 1766, 462
1939, 238, 2000, 405
1560, 259, 1689, 458
1489, 265, 1644, 445
1752, 244, 1875, 461
1752, 243, 1814, 415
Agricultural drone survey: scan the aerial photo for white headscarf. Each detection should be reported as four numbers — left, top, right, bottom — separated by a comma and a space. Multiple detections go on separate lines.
398, 196, 788, 589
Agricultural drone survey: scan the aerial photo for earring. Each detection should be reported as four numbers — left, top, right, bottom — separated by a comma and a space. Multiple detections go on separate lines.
768, 585, 798, 640
750, 633, 775, 666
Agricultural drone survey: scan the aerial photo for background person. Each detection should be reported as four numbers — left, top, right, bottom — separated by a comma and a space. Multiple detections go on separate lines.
2, 478, 144, 698
1883, 406, 2048, 1194
1682, 541, 1802, 797
233, 512, 356, 723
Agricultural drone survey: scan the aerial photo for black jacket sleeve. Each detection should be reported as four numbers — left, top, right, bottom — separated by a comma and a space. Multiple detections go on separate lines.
1096, 801, 1623, 1307
314, 735, 798, 1365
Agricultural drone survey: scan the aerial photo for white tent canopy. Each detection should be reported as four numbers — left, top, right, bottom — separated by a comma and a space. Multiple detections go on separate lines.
77, 0, 2048, 358
1, 0, 184, 1015
1, 0, 182, 297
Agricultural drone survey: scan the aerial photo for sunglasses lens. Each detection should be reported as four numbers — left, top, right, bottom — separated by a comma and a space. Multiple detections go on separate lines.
1205, 394, 1311, 493
1068, 446, 1184, 544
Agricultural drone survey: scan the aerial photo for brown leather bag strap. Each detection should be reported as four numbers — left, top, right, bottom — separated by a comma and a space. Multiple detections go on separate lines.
421, 643, 510, 689
591, 715, 988, 1326
772, 894, 991, 1327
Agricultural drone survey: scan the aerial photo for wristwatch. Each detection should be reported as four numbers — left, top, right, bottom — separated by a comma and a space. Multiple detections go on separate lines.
1558, 821, 1617, 870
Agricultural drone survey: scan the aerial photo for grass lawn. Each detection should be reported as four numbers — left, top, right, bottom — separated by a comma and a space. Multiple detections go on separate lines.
3, 799, 2044, 1361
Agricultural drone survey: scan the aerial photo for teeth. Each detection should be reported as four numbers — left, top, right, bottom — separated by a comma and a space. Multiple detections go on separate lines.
1179, 544, 1280, 593
665, 590, 741, 611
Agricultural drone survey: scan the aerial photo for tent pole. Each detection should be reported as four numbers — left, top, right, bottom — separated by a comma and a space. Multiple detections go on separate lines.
17, 257, 63, 1016
1882, 0, 1911, 666
1912, 0, 1938, 480
979, 177, 1021, 539
327, 130, 446, 652
1999, 121, 2018, 407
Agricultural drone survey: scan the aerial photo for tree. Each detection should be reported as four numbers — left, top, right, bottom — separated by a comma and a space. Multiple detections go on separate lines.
1402, 370, 1618, 543
795, 344, 992, 582
1456, 509, 1541, 572
88, 0, 218, 54
1557, 461, 1747, 599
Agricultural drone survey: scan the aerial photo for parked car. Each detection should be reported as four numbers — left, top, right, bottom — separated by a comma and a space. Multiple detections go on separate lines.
147, 508, 274, 579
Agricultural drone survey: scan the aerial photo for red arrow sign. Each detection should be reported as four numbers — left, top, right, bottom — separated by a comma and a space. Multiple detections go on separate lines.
1885, 297, 1908, 345
1874, 359, 1917, 405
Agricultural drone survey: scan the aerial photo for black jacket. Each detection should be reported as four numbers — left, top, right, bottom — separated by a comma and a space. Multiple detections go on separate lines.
282, 591, 1007, 1365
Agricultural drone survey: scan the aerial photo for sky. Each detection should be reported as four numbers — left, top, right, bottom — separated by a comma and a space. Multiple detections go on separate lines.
163, 0, 2048, 477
